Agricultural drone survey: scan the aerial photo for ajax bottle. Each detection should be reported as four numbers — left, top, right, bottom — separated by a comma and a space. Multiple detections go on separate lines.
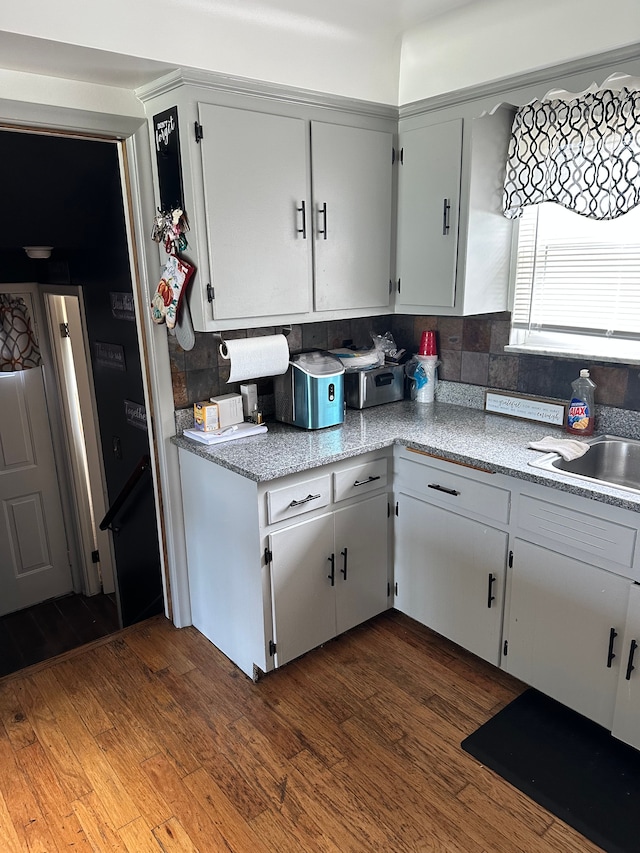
566, 369, 596, 436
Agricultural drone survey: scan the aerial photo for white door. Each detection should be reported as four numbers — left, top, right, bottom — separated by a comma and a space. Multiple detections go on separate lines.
505, 539, 629, 729
269, 513, 336, 667
334, 493, 389, 635
199, 103, 313, 321
396, 119, 462, 309
612, 583, 640, 749
0, 357, 73, 615
394, 493, 507, 665
311, 121, 393, 311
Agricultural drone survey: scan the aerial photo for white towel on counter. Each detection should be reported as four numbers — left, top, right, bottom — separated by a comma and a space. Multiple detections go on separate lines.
528, 435, 590, 461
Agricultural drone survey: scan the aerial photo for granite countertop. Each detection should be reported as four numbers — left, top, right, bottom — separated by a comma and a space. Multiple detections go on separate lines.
171, 400, 640, 512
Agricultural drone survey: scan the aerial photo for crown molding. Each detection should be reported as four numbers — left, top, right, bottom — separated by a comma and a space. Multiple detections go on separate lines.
135, 67, 398, 121
399, 42, 640, 119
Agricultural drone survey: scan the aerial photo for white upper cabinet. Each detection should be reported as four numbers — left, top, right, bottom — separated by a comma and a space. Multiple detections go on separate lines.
311, 121, 393, 312
395, 105, 515, 316
199, 104, 313, 321
153, 90, 395, 331
396, 118, 462, 310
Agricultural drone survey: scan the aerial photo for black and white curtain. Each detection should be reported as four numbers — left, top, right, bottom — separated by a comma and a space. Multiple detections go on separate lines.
503, 87, 640, 220
0, 295, 42, 372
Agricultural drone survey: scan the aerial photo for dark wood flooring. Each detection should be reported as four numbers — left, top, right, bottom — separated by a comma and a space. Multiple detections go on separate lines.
0, 593, 120, 677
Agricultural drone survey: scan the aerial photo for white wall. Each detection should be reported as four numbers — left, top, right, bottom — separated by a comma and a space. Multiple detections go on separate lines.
0, 0, 401, 105
400, 0, 640, 104
2, 0, 640, 106
0, 68, 143, 118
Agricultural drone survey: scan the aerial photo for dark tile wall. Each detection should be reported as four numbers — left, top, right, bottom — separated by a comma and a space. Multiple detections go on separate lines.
169, 312, 640, 413
389, 312, 640, 411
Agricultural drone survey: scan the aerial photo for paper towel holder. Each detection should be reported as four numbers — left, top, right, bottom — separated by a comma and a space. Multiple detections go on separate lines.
214, 325, 292, 348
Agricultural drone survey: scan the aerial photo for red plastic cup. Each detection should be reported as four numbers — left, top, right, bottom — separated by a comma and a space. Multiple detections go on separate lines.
418, 330, 437, 356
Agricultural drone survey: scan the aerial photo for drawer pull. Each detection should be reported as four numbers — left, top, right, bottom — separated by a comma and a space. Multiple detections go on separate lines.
289, 493, 322, 508
428, 483, 460, 497
625, 639, 638, 681
607, 627, 618, 668
353, 475, 381, 487
327, 553, 335, 586
487, 573, 496, 608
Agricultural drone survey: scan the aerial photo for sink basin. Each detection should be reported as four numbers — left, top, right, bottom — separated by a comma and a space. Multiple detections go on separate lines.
529, 434, 640, 494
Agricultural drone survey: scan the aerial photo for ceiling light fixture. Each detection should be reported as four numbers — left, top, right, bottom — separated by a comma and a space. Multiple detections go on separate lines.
23, 246, 53, 259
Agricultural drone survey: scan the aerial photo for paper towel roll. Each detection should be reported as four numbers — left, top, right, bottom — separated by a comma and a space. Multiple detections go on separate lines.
220, 334, 290, 383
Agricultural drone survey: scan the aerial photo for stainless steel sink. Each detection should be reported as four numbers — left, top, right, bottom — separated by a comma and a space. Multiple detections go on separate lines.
529, 434, 640, 494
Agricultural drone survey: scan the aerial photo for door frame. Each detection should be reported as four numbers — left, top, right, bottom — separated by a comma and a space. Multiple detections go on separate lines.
0, 103, 190, 627
41, 286, 117, 599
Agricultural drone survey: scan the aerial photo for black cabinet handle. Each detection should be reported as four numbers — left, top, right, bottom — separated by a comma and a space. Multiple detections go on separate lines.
296, 200, 307, 239
353, 475, 381, 487
607, 627, 618, 668
625, 639, 638, 681
442, 198, 451, 235
487, 573, 496, 608
318, 202, 328, 239
327, 554, 335, 586
428, 483, 460, 497
289, 493, 321, 508
341, 548, 348, 580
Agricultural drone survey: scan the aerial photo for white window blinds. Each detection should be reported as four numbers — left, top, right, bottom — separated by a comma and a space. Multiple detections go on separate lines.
512, 202, 640, 343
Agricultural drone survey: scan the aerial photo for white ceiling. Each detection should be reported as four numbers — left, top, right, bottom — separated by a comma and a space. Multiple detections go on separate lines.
0, 0, 484, 89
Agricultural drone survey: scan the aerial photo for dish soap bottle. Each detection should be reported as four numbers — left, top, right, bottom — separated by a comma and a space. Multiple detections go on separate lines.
566, 369, 596, 436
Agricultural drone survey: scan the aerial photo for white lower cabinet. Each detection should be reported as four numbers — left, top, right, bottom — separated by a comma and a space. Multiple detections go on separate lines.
504, 539, 630, 729
178, 447, 390, 678
395, 492, 507, 666
270, 492, 389, 667
504, 484, 640, 748
393, 447, 511, 666
612, 583, 640, 748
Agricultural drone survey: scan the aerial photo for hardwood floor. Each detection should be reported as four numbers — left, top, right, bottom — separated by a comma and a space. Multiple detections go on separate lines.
0, 594, 120, 678
0, 610, 602, 852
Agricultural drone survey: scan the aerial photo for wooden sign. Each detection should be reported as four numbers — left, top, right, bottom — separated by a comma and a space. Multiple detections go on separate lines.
484, 390, 567, 426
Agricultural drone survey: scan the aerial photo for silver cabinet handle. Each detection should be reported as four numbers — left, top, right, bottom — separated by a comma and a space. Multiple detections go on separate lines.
318, 202, 328, 240
289, 493, 321, 508
353, 475, 381, 487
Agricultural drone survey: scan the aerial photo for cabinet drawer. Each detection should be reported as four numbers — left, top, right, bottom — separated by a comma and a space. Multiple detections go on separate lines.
266, 474, 331, 524
333, 458, 388, 503
396, 453, 510, 524
518, 494, 637, 570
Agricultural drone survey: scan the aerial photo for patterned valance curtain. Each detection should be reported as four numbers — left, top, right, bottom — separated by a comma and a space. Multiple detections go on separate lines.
503, 87, 640, 220
0, 295, 42, 372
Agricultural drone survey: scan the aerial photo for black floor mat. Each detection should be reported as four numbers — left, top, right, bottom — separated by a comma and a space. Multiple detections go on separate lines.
461, 688, 640, 853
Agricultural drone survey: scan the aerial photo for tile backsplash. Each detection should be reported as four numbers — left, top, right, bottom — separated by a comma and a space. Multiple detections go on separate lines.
169, 312, 640, 414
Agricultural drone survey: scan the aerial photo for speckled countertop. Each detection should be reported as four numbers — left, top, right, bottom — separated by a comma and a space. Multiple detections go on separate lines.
171, 400, 640, 512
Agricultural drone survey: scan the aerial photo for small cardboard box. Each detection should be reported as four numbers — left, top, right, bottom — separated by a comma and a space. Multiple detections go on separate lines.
209, 393, 244, 428
193, 401, 219, 432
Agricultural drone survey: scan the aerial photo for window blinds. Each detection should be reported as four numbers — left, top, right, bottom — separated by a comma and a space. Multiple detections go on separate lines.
512, 203, 640, 341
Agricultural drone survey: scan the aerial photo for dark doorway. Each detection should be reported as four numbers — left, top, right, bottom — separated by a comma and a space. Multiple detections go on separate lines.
0, 128, 163, 643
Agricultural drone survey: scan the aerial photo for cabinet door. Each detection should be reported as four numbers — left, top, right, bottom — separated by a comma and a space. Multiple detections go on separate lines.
612, 583, 640, 749
394, 493, 507, 665
505, 539, 629, 729
311, 121, 392, 311
269, 513, 336, 667
334, 493, 389, 635
396, 119, 462, 310
199, 103, 312, 320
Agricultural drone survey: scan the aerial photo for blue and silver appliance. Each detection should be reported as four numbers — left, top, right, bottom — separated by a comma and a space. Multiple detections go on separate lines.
274, 351, 345, 429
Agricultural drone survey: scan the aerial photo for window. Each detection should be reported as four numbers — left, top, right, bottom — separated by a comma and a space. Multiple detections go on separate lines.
508, 202, 640, 363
